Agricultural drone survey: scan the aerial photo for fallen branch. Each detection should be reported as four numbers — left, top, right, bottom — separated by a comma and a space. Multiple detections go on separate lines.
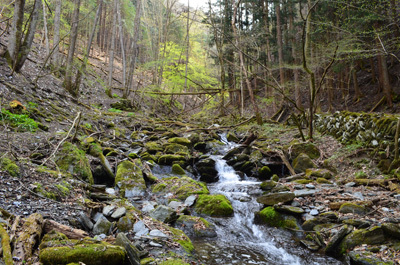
41, 111, 81, 166
369, 96, 385, 112
43, 219, 89, 239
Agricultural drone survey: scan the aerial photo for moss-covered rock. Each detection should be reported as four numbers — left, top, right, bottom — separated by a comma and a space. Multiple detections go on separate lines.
144, 141, 164, 154
256, 192, 295, 206
55, 142, 93, 184
172, 164, 185, 175
256, 207, 298, 229
117, 213, 135, 232
158, 154, 187, 165
339, 226, 385, 254
164, 143, 189, 155
260, 180, 277, 191
39, 238, 125, 265
194, 194, 233, 217
0, 157, 20, 177
305, 168, 334, 179
115, 160, 146, 198
258, 166, 272, 180
152, 176, 209, 201
348, 251, 394, 265
160, 258, 190, 265
339, 203, 367, 215
175, 215, 217, 238
292, 153, 316, 173
163, 225, 194, 253
195, 157, 218, 183
168, 137, 191, 147
226, 131, 239, 143
289, 142, 320, 159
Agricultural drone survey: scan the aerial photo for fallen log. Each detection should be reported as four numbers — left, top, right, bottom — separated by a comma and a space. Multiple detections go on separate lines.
43, 219, 89, 239
0, 224, 13, 265
12, 213, 44, 265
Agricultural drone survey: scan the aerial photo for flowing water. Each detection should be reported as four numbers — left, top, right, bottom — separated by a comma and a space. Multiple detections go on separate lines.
192, 136, 344, 265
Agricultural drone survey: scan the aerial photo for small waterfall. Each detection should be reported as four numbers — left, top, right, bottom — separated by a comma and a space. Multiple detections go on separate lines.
193, 136, 343, 265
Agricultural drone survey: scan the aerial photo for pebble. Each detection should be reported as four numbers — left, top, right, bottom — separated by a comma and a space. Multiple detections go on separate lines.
310, 209, 319, 216
103, 205, 117, 217
149, 230, 168, 238
149, 241, 163, 247
184, 195, 197, 207
111, 207, 126, 219
345, 182, 356, 187
305, 184, 315, 189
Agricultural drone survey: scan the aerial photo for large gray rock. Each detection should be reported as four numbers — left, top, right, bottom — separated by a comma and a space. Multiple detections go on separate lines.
133, 221, 149, 237
111, 207, 127, 219
292, 153, 316, 173
149, 205, 177, 223
256, 192, 295, 206
175, 215, 217, 238
93, 215, 112, 235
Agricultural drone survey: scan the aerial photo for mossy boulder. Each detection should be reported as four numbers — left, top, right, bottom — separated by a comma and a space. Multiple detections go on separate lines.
256, 192, 295, 206
115, 160, 146, 198
172, 164, 186, 175
348, 251, 394, 265
260, 180, 277, 191
162, 225, 194, 253
194, 194, 233, 217
305, 168, 334, 179
339, 226, 385, 254
226, 131, 240, 142
255, 207, 299, 229
55, 142, 93, 184
339, 203, 367, 215
117, 213, 135, 232
144, 141, 163, 154
168, 137, 191, 147
0, 157, 20, 177
152, 176, 209, 201
160, 259, 190, 265
258, 166, 272, 180
292, 153, 316, 173
39, 238, 125, 265
289, 142, 320, 159
175, 215, 217, 238
158, 154, 187, 165
164, 143, 189, 155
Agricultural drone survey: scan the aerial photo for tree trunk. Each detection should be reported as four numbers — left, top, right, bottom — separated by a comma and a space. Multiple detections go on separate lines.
6, 0, 25, 68
275, 0, 285, 103
107, 0, 118, 97
117, 0, 126, 89
42, 0, 50, 57
377, 52, 393, 107
64, 0, 81, 96
125, 0, 142, 98
52, 0, 62, 67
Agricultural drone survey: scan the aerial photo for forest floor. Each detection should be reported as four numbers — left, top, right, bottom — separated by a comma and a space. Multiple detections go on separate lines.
1, 36, 400, 264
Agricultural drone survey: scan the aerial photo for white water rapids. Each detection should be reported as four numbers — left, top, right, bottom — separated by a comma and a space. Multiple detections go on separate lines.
192, 135, 343, 265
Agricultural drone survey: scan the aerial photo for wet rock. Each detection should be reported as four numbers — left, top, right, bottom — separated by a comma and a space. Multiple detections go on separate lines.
292, 153, 316, 173
300, 239, 320, 251
175, 215, 217, 238
149, 229, 169, 238
258, 166, 272, 180
150, 205, 177, 224
226, 131, 239, 142
115, 233, 141, 265
339, 203, 367, 215
195, 157, 218, 183
115, 160, 146, 198
194, 194, 233, 217
222, 147, 243, 160
93, 215, 112, 235
255, 207, 299, 229
256, 192, 295, 206
111, 207, 127, 219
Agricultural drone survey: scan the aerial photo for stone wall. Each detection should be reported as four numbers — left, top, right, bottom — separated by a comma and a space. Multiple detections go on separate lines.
314, 111, 399, 149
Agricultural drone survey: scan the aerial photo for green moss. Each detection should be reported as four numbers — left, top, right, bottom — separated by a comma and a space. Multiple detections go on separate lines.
115, 160, 146, 197
294, 179, 312, 184
271, 174, 279, 182
0, 157, 20, 177
140, 257, 155, 265
160, 259, 190, 265
158, 154, 187, 165
33, 183, 57, 200
152, 176, 209, 200
194, 194, 233, 217
145, 141, 164, 154
355, 171, 368, 179
257, 207, 284, 227
258, 166, 272, 179
172, 164, 185, 175
166, 226, 194, 253
0, 108, 38, 132
167, 137, 191, 147
39, 239, 125, 265
164, 143, 189, 155
316, 178, 331, 184
55, 142, 93, 184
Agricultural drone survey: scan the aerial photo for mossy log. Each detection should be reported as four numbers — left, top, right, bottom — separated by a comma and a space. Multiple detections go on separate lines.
43, 219, 88, 239
12, 213, 44, 264
0, 224, 13, 265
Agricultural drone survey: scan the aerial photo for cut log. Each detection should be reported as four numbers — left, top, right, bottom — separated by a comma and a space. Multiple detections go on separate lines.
0, 224, 13, 265
12, 213, 44, 265
43, 219, 89, 239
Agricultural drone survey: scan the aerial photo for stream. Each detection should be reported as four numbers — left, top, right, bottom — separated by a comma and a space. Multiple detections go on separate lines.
191, 135, 344, 265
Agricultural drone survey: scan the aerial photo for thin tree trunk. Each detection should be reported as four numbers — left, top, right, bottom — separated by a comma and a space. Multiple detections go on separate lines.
184, 0, 190, 92
107, 0, 117, 97
276, 0, 285, 102
117, 0, 126, 88
6, 0, 25, 68
125, 0, 142, 98
42, 0, 50, 56
52, 0, 62, 67
64, 0, 81, 96
232, 0, 262, 125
